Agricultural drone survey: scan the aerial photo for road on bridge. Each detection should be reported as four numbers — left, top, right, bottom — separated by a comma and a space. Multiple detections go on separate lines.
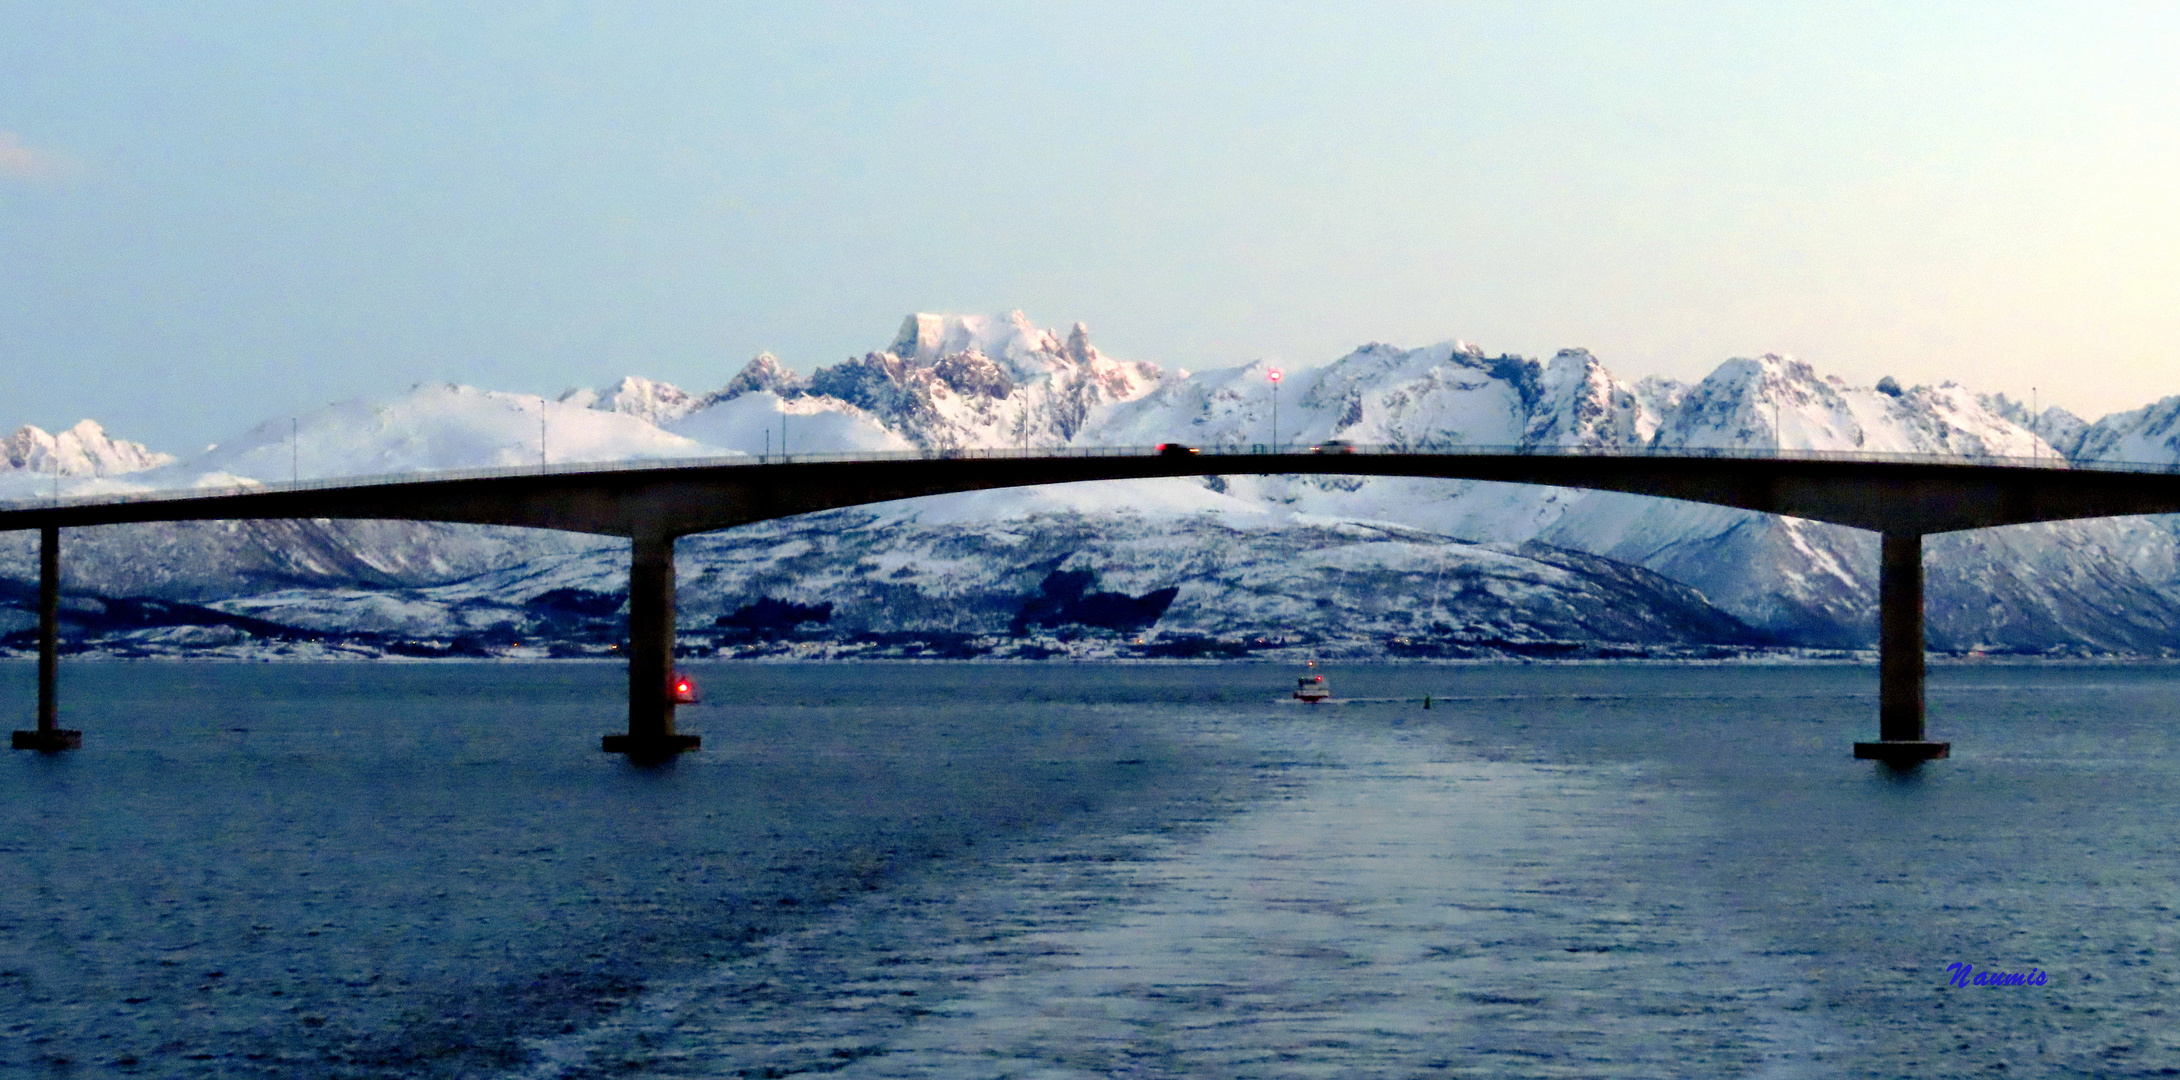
11, 444, 2180, 763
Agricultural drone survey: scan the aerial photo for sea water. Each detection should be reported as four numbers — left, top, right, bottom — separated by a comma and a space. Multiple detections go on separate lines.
3, 661, 2178, 1077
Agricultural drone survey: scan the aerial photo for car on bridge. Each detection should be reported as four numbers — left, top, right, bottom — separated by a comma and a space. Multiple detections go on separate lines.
1157, 443, 1199, 457
1310, 440, 1355, 454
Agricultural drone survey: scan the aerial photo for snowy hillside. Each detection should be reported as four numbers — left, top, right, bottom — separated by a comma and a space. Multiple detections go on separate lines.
2068, 396, 2180, 465
165, 383, 730, 485
0, 385, 707, 622
1513, 356, 2070, 645
557, 376, 708, 428
10, 309, 2180, 657
668, 392, 912, 457
167, 507, 1764, 663
0, 421, 173, 500
547, 323, 2180, 653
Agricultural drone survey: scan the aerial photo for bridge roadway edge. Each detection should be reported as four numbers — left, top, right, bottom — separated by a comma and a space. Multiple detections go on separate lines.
9, 451, 2180, 762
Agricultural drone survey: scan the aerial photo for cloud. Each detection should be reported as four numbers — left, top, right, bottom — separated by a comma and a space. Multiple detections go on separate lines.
0, 131, 79, 181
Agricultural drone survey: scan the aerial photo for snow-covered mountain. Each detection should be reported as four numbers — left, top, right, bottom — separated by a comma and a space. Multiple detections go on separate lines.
0, 386, 696, 618
10, 310, 2180, 658
557, 376, 709, 428
169, 383, 730, 484
2, 384, 733, 505
1, 420, 173, 484
787, 312, 1164, 450
1495, 355, 2069, 645
2066, 395, 2180, 464
198, 505, 1760, 663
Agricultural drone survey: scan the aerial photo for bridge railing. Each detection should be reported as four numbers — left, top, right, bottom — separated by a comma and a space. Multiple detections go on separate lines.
2, 440, 2171, 513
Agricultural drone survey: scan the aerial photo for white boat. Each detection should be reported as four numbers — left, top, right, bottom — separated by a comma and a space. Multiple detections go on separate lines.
1293, 667, 1329, 703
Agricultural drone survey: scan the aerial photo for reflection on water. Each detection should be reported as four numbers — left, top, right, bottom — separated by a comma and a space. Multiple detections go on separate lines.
4, 661, 2179, 1077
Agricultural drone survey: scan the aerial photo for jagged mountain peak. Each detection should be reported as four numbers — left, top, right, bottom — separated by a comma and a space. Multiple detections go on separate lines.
1978, 392, 2088, 457
1651, 355, 2052, 457
777, 312, 1164, 449
21, 313, 2180, 659
558, 375, 705, 427
715, 352, 808, 403
1304, 340, 1536, 407
2072, 395, 2180, 465
1063, 322, 1094, 364
1, 419, 173, 478
887, 311, 1068, 376
2036, 407, 2089, 454
1709, 352, 1811, 390
1524, 349, 1651, 449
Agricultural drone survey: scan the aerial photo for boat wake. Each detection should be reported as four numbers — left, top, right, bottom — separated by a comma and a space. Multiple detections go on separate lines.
504, 713, 1840, 1078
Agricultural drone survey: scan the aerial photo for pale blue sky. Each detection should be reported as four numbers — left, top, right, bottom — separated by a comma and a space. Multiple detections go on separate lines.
5, 2, 2178, 451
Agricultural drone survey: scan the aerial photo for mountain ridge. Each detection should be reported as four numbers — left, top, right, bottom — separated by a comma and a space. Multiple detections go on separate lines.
7, 310, 2179, 658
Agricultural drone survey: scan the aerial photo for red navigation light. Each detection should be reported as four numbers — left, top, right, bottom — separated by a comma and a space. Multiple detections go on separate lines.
1268, 368, 1283, 384
670, 671, 700, 705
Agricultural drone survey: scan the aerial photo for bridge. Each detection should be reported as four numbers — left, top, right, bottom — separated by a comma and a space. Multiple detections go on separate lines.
10, 444, 2180, 764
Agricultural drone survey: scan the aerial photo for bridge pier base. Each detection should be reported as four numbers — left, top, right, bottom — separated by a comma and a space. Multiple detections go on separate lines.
1855, 531, 1948, 765
603, 532, 698, 759
14, 525, 80, 751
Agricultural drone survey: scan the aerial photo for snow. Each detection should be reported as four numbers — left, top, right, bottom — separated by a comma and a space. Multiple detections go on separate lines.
863, 477, 1267, 528
1, 419, 172, 476
0, 420, 174, 500
14, 308, 2180, 654
669, 392, 912, 456
558, 376, 708, 427
881, 311, 1159, 390
2071, 396, 2180, 465
136, 383, 732, 490
1089, 343, 1541, 452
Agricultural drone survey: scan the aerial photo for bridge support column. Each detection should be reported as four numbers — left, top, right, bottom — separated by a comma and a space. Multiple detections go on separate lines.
1855, 531, 1948, 765
603, 532, 698, 759
14, 526, 80, 751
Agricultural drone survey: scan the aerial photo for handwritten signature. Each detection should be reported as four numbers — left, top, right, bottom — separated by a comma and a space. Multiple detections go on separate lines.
1947, 962, 2048, 987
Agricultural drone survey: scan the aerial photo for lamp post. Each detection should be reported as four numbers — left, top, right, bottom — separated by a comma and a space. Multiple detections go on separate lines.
1767, 362, 1778, 455
1269, 367, 1283, 450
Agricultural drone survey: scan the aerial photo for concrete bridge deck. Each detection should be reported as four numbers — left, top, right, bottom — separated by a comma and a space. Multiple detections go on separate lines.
10, 443, 2180, 763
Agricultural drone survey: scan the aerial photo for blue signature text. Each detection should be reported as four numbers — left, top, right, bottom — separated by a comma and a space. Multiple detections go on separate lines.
1947, 962, 2047, 987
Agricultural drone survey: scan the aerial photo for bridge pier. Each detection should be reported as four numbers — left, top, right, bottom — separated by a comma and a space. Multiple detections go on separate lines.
13, 526, 80, 751
602, 532, 698, 759
1855, 531, 1948, 765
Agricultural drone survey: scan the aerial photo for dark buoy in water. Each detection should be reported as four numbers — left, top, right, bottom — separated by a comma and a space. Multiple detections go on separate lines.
1423, 694, 1432, 710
